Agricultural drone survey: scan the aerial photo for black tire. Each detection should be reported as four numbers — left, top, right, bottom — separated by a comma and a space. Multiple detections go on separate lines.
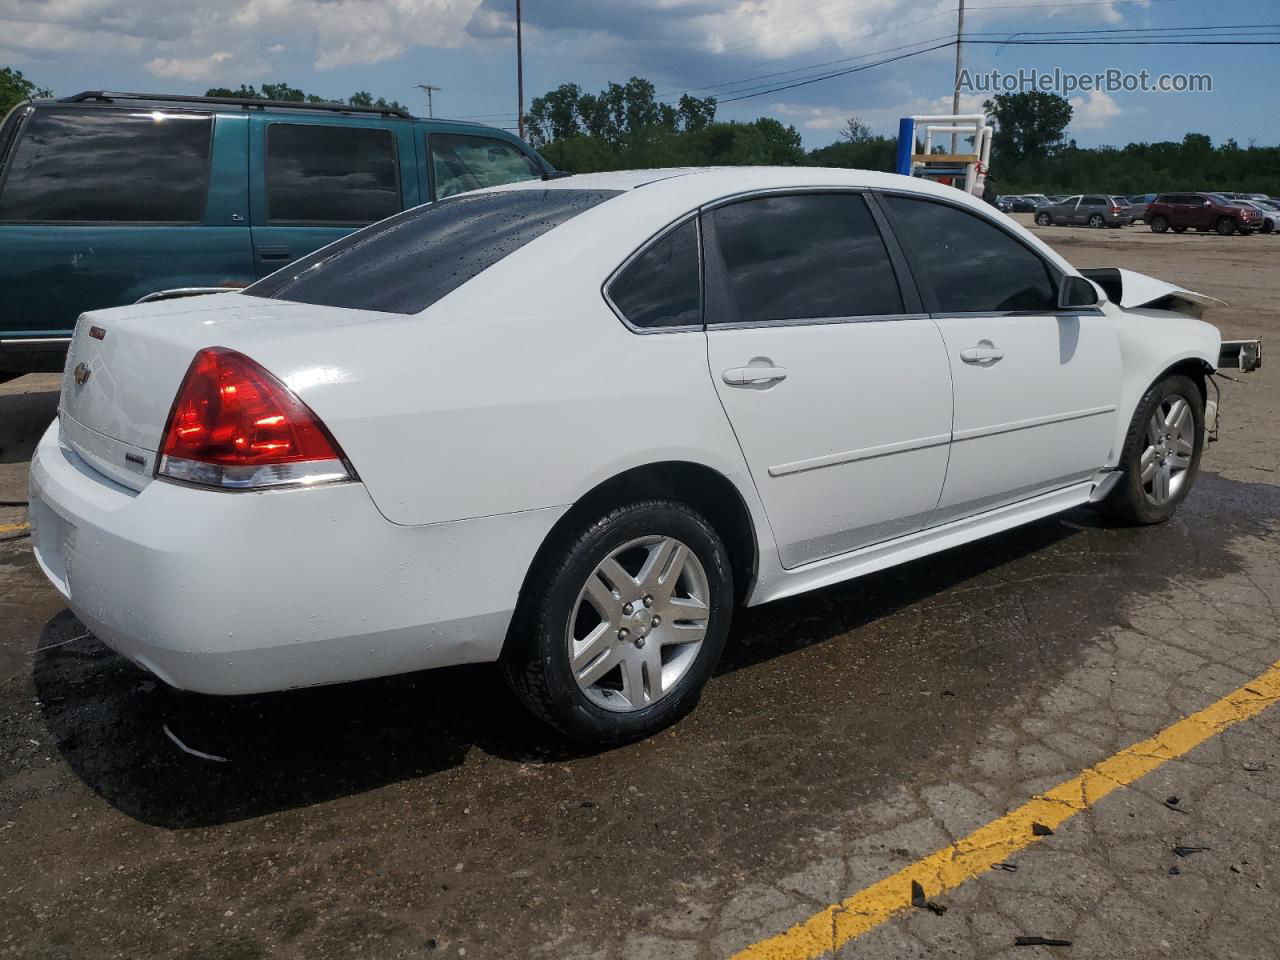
1215, 216, 1237, 236
1035, 212, 1052, 226
1150, 215, 1169, 233
1088, 213, 1105, 228
501, 499, 734, 744
1099, 373, 1204, 526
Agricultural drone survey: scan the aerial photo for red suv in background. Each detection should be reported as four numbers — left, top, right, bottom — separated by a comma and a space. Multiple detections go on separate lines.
1146, 192, 1264, 236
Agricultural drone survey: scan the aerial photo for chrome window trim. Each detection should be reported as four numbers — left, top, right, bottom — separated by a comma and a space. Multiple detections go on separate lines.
707, 312, 931, 332
601, 212, 704, 335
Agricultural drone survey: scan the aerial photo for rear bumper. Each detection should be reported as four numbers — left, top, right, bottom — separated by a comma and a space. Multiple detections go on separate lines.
28, 420, 563, 695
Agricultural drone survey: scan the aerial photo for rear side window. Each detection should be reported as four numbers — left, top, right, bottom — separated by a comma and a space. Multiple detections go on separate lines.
708, 193, 904, 324
430, 133, 542, 199
0, 108, 212, 223
607, 219, 700, 329
265, 123, 400, 225
884, 195, 1057, 313
1081, 196, 1106, 206
245, 189, 620, 314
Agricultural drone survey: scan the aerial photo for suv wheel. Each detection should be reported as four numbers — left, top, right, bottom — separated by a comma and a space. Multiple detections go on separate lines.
1150, 215, 1169, 233
1088, 213, 1105, 228
502, 500, 734, 744
1215, 216, 1237, 236
1100, 374, 1204, 526
1035, 211, 1052, 226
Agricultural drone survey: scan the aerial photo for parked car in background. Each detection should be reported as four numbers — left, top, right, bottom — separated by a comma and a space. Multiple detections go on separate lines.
29, 167, 1260, 743
1008, 195, 1049, 212
1034, 194, 1132, 228
1237, 200, 1279, 233
1128, 194, 1158, 221
1145, 192, 1264, 235
995, 195, 1016, 212
0, 90, 554, 381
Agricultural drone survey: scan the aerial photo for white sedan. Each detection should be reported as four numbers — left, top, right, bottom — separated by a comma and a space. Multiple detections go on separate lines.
29, 168, 1257, 743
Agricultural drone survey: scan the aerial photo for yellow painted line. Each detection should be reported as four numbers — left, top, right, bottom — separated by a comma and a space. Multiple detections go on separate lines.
733, 658, 1280, 960
0, 522, 30, 534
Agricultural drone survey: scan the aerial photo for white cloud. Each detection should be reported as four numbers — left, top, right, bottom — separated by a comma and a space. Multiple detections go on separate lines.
1069, 90, 1122, 130
147, 50, 234, 82
774, 92, 987, 136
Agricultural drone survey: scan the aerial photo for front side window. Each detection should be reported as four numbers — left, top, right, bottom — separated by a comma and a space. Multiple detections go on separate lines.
883, 194, 1057, 313
265, 123, 400, 225
245, 189, 620, 315
0, 108, 212, 223
608, 219, 700, 329
708, 193, 904, 325
430, 134, 542, 200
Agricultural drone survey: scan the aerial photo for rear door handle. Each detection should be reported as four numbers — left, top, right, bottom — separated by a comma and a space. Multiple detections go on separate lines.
959, 344, 1004, 364
258, 246, 293, 262
722, 365, 788, 386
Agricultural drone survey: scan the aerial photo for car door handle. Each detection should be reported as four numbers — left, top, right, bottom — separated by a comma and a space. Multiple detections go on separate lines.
959, 345, 1005, 364
258, 246, 293, 262
722, 365, 788, 386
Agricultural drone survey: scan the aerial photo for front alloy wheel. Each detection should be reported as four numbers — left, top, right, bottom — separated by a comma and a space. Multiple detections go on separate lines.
569, 535, 710, 712
1035, 212, 1051, 226
1139, 394, 1197, 506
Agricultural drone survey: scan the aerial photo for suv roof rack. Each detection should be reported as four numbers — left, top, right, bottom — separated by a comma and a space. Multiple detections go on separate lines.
59, 90, 414, 120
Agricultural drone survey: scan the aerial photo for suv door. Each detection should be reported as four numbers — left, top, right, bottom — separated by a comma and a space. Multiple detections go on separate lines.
247, 115, 419, 277
0, 105, 252, 350
1078, 195, 1107, 224
423, 130, 543, 200
702, 191, 953, 568
880, 192, 1120, 521
1167, 194, 1196, 229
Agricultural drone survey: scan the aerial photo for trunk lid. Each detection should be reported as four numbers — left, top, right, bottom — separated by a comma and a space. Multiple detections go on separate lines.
58, 292, 393, 490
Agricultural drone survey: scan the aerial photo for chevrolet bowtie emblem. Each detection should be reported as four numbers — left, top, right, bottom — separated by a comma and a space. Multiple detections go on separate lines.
73, 362, 91, 386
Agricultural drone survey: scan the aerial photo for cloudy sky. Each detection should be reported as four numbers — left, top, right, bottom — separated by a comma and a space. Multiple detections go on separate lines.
3, 0, 1276, 148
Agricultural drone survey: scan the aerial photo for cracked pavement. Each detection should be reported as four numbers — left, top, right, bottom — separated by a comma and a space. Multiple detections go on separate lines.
1, 224, 1278, 959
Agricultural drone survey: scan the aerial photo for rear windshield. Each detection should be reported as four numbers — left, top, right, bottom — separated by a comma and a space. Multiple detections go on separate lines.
245, 188, 621, 314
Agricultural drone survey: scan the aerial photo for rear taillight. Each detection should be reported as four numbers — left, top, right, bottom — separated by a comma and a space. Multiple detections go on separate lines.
157, 347, 353, 490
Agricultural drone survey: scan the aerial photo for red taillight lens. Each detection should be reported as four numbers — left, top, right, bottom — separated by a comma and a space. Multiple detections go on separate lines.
158, 347, 353, 489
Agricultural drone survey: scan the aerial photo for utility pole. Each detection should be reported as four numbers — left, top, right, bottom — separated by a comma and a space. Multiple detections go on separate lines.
950, 0, 966, 154
416, 83, 441, 118
516, 0, 525, 140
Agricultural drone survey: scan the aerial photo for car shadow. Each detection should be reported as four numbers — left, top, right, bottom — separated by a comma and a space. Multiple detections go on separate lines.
0, 383, 59, 467
30, 471, 1279, 829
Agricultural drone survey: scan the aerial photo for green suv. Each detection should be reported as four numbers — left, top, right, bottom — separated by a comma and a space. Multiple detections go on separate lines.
0, 91, 554, 379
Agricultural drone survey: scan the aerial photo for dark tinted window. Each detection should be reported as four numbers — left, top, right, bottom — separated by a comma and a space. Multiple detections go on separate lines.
430, 133, 541, 199
607, 220, 700, 329
1081, 196, 1106, 206
266, 123, 400, 224
709, 193, 903, 324
884, 195, 1057, 313
0, 108, 212, 222
246, 189, 620, 314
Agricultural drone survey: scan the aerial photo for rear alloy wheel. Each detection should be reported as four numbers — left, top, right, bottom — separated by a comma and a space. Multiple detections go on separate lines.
1216, 216, 1237, 236
1035, 211, 1052, 226
1150, 215, 1169, 233
1088, 213, 1105, 228
1100, 373, 1204, 525
502, 500, 733, 743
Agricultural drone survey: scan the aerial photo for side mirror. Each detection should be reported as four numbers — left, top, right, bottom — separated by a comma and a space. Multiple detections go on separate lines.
1059, 275, 1100, 309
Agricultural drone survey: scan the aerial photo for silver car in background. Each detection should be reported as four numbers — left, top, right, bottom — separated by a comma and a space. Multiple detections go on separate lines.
1035, 194, 1133, 228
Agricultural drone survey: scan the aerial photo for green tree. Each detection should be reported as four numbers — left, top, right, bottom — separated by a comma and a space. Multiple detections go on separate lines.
1, 67, 51, 114
982, 91, 1073, 167
525, 77, 716, 151
839, 117, 874, 143
205, 84, 404, 112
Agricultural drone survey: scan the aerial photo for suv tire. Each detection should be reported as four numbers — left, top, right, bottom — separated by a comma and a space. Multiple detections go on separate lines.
1035, 212, 1052, 226
1215, 216, 1237, 236
1088, 213, 1105, 228
502, 499, 734, 744
1150, 215, 1169, 233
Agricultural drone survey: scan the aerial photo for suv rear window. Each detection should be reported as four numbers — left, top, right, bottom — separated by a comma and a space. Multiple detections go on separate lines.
245, 188, 620, 314
265, 123, 401, 225
0, 108, 213, 223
